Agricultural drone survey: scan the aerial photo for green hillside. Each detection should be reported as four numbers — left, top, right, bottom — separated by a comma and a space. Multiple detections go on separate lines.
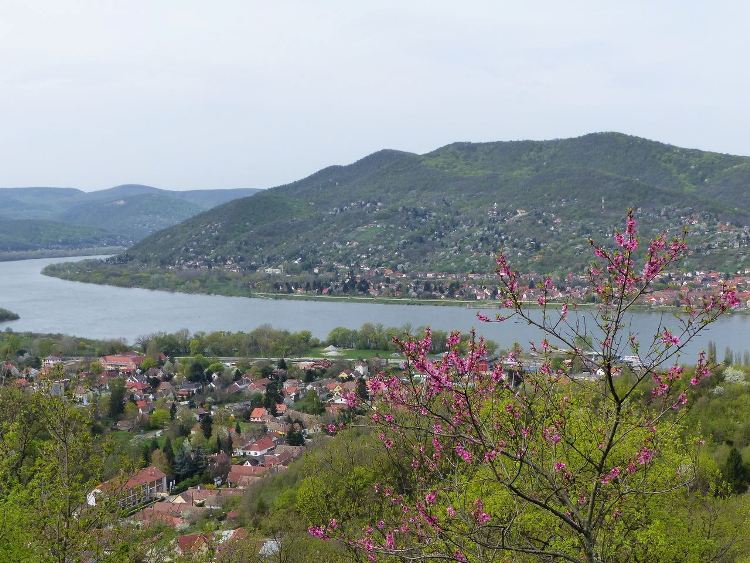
0, 184, 260, 252
0, 219, 123, 252
108, 133, 750, 277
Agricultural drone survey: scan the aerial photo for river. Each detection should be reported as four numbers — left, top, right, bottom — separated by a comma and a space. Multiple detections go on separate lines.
0, 256, 748, 359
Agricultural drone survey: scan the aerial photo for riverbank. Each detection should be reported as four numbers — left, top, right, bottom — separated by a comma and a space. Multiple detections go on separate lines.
41, 261, 747, 315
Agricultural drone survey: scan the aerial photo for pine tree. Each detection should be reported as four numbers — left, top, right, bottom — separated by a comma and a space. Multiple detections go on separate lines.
142, 443, 151, 467
173, 447, 195, 481
169, 402, 177, 420
200, 414, 213, 440
225, 432, 233, 456
723, 447, 749, 494
162, 436, 175, 472
708, 341, 717, 365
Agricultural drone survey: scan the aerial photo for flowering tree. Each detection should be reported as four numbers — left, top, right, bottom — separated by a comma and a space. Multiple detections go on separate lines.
311, 211, 740, 562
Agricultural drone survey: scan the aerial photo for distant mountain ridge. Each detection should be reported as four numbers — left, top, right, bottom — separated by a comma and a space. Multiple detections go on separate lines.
114, 132, 750, 276
0, 184, 260, 253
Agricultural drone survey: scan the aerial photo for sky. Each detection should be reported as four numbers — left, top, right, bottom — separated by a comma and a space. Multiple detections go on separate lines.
1, 1, 749, 191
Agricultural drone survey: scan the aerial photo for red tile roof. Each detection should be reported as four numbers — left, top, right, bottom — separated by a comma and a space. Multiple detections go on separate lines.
247, 436, 275, 453
177, 533, 209, 553
249, 407, 267, 419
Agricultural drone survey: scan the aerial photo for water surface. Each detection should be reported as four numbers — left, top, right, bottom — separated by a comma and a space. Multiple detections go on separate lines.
0, 256, 747, 359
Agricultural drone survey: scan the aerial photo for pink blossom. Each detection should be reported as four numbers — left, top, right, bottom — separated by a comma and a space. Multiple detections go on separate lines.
661, 330, 680, 347
425, 491, 437, 504
308, 526, 326, 539
455, 444, 473, 463
636, 447, 654, 465
600, 466, 621, 485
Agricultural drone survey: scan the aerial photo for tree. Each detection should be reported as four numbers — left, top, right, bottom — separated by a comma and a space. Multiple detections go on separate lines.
724, 447, 749, 494
278, 358, 288, 370
287, 426, 305, 446
200, 414, 213, 440
169, 401, 177, 420
150, 408, 170, 429
0, 388, 138, 560
316, 212, 740, 562
725, 346, 734, 366
356, 377, 369, 401
187, 360, 206, 383
108, 378, 126, 419
235, 422, 242, 434
162, 436, 175, 471
140, 357, 158, 371
173, 444, 196, 482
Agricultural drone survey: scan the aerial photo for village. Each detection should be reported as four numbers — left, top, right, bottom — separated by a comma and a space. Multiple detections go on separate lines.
1, 346, 380, 558
247, 263, 750, 309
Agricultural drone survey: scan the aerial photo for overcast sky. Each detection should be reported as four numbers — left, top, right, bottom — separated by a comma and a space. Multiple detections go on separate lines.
1, 1, 748, 191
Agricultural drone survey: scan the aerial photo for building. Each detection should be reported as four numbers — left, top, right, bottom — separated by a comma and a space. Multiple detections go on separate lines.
88, 465, 168, 509
100, 353, 146, 374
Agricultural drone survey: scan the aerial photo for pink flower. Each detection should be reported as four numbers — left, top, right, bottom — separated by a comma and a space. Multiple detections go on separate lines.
385, 531, 395, 549
553, 461, 567, 472
661, 330, 680, 347
425, 491, 437, 504
455, 443, 473, 463
543, 427, 561, 444
446, 506, 456, 517
600, 466, 621, 485
308, 526, 326, 539
636, 447, 654, 465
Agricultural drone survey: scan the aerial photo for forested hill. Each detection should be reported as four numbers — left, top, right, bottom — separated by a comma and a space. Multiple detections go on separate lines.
0, 184, 260, 254
116, 133, 750, 275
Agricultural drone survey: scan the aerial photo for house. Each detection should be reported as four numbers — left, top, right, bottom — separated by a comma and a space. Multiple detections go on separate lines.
155, 380, 175, 399
226, 464, 267, 488
176, 533, 210, 556
177, 382, 201, 399
88, 465, 168, 509
248, 407, 268, 422
234, 435, 276, 457
248, 378, 270, 393
42, 356, 62, 368
170, 487, 243, 509
73, 385, 93, 406
226, 380, 249, 395
100, 353, 146, 374
245, 436, 276, 457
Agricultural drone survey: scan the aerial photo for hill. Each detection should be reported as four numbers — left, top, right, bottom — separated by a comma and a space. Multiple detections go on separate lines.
0, 185, 260, 253
0, 219, 124, 252
116, 133, 750, 275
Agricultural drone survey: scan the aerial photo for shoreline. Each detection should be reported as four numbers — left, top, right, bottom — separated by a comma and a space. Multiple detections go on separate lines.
41, 266, 744, 315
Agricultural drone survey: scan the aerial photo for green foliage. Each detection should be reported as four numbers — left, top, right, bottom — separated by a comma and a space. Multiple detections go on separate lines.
294, 390, 325, 415
108, 377, 126, 419
0, 387, 139, 559
723, 447, 750, 494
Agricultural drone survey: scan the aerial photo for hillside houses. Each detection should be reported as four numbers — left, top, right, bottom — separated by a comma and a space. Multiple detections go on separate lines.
88, 465, 169, 509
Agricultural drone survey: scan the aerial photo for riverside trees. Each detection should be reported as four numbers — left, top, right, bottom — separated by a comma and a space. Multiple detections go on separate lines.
315, 212, 746, 562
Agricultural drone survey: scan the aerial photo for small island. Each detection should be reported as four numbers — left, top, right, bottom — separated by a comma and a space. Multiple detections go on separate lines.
0, 307, 19, 321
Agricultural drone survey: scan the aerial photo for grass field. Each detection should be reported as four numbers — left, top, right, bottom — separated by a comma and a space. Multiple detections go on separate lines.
306, 347, 398, 360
